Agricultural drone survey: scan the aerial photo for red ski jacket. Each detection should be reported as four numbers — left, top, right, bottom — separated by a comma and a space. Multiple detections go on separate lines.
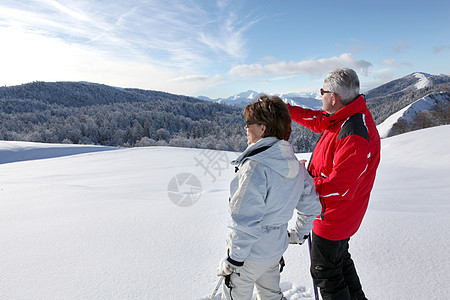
289, 95, 380, 240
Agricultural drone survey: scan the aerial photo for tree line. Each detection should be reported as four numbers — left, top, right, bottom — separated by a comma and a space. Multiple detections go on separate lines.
0, 82, 319, 152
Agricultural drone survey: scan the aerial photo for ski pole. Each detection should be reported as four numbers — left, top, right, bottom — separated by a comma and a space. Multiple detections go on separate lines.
209, 276, 224, 300
307, 234, 319, 300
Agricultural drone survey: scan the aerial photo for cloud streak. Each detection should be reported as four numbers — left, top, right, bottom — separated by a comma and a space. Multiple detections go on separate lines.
0, 0, 263, 95
0, 1, 259, 69
393, 39, 410, 53
381, 59, 412, 68
228, 53, 372, 78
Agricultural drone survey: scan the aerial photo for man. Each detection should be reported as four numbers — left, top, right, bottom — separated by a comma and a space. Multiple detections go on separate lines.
288, 68, 381, 300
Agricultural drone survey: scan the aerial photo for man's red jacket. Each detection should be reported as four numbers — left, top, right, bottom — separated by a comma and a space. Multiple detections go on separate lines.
289, 95, 381, 240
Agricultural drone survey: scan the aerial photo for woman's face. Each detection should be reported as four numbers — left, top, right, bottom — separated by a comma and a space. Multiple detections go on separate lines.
245, 122, 266, 145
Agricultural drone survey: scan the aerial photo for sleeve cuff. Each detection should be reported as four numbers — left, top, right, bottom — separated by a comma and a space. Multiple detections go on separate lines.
227, 255, 244, 267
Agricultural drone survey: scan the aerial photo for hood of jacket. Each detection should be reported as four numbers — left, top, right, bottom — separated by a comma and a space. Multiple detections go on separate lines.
232, 137, 300, 179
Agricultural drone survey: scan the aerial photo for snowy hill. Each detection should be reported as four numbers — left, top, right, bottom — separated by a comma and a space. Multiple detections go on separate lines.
0, 140, 116, 164
366, 72, 450, 125
1, 126, 450, 299
377, 91, 450, 138
365, 72, 442, 103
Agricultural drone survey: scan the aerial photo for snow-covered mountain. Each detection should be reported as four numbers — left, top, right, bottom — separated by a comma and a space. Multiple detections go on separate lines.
365, 72, 450, 104
202, 90, 261, 107
1, 125, 449, 299
198, 90, 322, 110
377, 91, 450, 138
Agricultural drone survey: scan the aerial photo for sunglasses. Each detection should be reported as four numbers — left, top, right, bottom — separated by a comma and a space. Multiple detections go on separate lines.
245, 121, 261, 127
320, 88, 332, 96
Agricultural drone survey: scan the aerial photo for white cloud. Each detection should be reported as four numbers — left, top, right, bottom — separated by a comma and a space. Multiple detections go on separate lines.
0, 1, 259, 70
0, 1, 262, 95
42, 0, 90, 21
228, 53, 372, 78
198, 7, 260, 60
0, 27, 203, 95
0, 25, 229, 95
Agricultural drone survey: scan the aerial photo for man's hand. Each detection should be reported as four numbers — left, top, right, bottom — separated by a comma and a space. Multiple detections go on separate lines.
288, 230, 309, 245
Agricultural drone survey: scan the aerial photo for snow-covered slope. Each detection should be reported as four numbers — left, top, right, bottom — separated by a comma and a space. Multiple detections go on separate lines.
413, 72, 431, 89
0, 140, 116, 164
1, 125, 449, 299
377, 92, 450, 138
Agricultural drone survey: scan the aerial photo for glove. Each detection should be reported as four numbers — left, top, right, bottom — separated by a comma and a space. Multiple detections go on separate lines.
288, 230, 309, 245
216, 257, 242, 276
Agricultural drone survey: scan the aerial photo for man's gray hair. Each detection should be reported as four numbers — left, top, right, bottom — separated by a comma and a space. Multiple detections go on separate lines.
324, 68, 360, 105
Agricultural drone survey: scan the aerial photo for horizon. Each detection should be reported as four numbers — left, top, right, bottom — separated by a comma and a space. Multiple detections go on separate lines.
2, 71, 447, 100
1, 1, 449, 98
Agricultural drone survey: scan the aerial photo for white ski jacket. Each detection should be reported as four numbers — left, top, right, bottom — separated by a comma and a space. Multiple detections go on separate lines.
227, 137, 321, 264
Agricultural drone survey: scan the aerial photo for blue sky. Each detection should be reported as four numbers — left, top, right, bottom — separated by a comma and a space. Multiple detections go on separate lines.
0, 0, 449, 98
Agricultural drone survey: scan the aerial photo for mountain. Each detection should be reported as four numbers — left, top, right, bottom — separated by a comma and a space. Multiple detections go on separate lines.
0, 125, 449, 299
198, 90, 323, 110
364, 72, 450, 139
0, 81, 201, 107
365, 72, 450, 124
198, 90, 263, 107
377, 91, 450, 138
365, 72, 433, 103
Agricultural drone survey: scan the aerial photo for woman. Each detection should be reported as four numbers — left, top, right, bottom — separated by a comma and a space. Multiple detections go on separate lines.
216, 95, 321, 300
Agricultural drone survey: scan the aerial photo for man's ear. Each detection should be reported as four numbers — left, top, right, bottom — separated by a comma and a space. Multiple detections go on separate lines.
332, 93, 342, 107
331, 93, 337, 106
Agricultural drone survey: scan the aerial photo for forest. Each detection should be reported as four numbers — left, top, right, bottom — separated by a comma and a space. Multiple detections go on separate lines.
0, 81, 319, 152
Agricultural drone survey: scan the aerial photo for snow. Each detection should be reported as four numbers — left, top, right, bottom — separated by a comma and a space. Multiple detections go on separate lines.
1, 125, 450, 299
0, 140, 116, 164
376, 92, 448, 138
413, 72, 431, 89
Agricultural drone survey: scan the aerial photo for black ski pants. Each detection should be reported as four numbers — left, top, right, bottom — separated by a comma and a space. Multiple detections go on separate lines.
310, 231, 367, 300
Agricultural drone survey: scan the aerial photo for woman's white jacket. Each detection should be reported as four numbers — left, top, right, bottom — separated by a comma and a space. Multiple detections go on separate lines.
227, 137, 321, 263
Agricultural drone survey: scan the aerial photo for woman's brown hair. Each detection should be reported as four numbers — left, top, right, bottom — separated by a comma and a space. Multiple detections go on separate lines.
243, 94, 292, 141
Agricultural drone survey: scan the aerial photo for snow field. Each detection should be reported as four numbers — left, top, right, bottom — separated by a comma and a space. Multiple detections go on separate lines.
0, 125, 449, 299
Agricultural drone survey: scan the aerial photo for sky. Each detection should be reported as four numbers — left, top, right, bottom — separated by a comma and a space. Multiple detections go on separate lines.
0, 0, 449, 99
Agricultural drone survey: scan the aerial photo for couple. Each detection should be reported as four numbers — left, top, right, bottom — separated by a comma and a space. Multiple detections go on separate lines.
216, 68, 381, 300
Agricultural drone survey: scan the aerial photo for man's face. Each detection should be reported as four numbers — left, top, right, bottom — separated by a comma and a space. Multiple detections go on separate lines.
321, 84, 334, 114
